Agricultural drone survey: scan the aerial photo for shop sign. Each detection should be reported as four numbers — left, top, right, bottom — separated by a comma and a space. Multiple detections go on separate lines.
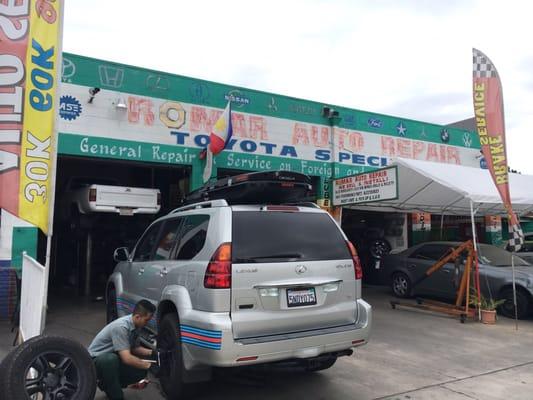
57, 83, 482, 175
332, 166, 398, 206
412, 213, 431, 231
58, 133, 333, 176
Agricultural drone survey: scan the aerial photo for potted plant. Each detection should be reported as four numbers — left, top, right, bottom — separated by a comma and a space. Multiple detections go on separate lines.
469, 290, 505, 324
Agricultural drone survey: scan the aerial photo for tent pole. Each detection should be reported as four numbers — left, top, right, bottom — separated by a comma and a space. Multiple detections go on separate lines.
469, 200, 478, 252
470, 200, 481, 321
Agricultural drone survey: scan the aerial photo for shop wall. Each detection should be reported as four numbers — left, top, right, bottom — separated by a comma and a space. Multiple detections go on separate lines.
58, 53, 482, 188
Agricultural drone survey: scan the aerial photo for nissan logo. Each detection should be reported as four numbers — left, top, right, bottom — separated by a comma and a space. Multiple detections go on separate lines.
295, 265, 307, 274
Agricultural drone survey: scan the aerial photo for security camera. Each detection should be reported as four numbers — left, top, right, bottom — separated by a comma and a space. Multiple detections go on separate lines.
88, 87, 101, 104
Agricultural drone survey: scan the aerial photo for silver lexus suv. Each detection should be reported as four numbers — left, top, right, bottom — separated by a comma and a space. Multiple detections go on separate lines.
107, 172, 371, 399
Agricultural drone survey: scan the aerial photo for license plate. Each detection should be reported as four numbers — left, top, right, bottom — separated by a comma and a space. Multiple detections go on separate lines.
287, 287, 317, 307
119, 208, 134, 216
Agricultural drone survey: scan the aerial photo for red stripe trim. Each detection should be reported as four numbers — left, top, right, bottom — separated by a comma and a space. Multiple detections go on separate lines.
181, 331, 222, 343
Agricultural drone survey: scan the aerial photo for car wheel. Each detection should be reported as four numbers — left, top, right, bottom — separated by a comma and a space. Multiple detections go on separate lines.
106, 286, 118, 323
2, 335, 96, 400
369, 238, 392, 259
391, 272, 412, 298
305, 356, 337, 372
498, 288, 531, 319
157, 313, 185, 399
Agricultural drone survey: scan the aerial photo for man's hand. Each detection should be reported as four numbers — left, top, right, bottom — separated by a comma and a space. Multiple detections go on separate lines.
132, 346, 154, 358
118, 349, 152, 370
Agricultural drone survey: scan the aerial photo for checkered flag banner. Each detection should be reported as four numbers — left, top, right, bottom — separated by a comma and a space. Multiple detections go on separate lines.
508, 223, 524, 252
473, 48, 498, 79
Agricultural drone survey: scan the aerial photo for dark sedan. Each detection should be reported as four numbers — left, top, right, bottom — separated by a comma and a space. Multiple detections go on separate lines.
381, 241, 533, 319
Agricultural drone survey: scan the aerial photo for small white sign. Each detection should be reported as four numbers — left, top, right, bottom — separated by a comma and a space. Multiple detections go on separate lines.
333, 166, 398, 206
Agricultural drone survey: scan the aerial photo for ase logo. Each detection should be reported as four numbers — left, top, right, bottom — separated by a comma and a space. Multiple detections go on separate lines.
59, 95, 82, 121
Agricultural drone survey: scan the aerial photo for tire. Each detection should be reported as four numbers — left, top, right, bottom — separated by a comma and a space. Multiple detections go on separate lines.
369, 238, 392, 260
305, 356, 337, 372
498, 288, 531, 319
106, 286, 118, 324
391, 272, 412, 298
0, 345, 18, 391
157, 313, 185, 399
3, 335, 96, 400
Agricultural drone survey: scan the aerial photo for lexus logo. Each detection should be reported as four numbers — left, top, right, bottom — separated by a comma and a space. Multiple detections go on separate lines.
295, 265, 307, 274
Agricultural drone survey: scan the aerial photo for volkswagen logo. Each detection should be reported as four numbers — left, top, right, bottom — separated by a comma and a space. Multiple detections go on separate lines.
295, 265, 307, 274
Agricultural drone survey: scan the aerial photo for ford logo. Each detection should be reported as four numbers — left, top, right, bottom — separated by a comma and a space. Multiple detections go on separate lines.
295, 265, 307, 274
368, 118, 383, 129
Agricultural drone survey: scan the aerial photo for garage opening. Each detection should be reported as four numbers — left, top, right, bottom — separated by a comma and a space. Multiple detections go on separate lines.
50, 156, 191, 298
341, 209, 406, 284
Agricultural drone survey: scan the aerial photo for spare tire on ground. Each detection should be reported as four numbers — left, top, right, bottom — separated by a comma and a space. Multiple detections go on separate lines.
0, 335, 96, 400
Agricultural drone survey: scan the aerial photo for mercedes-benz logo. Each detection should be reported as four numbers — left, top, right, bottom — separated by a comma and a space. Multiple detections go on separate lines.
295, 265, 307, 274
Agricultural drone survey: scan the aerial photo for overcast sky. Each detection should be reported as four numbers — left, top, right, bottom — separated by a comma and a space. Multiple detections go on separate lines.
63, 0, 533, 173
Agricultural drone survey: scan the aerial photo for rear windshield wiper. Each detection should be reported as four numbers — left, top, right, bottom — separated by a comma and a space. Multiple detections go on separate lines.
234, 258, 258, 263
247, 253, 303, 260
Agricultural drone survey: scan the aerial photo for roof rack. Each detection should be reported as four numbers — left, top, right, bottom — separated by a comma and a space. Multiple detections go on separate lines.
183, 170, 314, 206
170, 199, 229, 214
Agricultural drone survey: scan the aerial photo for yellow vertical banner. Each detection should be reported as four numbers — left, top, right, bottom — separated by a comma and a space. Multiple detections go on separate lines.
18, 0, 62, 235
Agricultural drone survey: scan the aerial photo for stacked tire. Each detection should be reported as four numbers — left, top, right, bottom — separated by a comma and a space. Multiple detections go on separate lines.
0, 335, 96, 400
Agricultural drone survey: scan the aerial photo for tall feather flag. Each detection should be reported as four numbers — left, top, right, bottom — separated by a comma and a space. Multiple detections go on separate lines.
202, 102, 232, 183
472, 48, 524, 251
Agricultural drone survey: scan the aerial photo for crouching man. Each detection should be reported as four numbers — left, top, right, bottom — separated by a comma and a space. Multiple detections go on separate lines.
88, 299, 157, 400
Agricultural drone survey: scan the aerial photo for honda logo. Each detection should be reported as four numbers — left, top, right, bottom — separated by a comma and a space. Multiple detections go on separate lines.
295, 265, 307, 274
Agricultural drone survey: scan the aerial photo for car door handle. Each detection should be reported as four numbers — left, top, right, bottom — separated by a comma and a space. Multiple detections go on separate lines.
138, 267, 145, 275
442, 269, 451, 274
160, 267, 168, 277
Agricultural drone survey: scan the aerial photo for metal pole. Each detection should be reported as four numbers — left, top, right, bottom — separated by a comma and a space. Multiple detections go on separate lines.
440, 214, 444, 240
511, 253, 518, 331
84, 231, 93, 297
42, 0, 65, 329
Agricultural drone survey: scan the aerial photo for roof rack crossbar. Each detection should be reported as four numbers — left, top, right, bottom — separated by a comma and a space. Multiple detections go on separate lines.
171, 199, 229, 214
282, 202, 321, 209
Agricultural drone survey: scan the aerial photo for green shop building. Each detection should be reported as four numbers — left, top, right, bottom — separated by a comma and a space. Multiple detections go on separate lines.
2, 52, 516, 308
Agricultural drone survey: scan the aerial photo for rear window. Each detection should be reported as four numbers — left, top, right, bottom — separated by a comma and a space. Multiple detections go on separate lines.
232, 211, 350, 262
411, 244, 452, 261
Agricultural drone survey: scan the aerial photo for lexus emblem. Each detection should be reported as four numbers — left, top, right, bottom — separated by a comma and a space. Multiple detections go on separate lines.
295, 265, 307, 274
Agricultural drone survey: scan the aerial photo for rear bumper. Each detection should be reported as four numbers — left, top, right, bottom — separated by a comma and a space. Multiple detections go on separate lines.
180, 299, 371, 369
82, 204, 160, 214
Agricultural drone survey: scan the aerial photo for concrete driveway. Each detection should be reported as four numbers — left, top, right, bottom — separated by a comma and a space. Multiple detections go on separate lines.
1, 285, 532, 399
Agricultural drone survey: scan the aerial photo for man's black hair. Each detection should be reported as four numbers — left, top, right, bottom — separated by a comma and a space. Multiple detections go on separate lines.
133, 299, 156, 316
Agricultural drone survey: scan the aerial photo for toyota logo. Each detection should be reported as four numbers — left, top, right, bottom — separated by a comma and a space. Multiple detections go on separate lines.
295, 265, 307, 274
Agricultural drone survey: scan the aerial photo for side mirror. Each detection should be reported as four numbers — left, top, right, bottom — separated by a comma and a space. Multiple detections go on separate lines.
114, 247, 130, 262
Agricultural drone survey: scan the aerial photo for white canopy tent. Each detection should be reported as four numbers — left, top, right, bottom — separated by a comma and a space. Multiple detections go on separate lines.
341, 158, 532, 326
345, 158, 533, 217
